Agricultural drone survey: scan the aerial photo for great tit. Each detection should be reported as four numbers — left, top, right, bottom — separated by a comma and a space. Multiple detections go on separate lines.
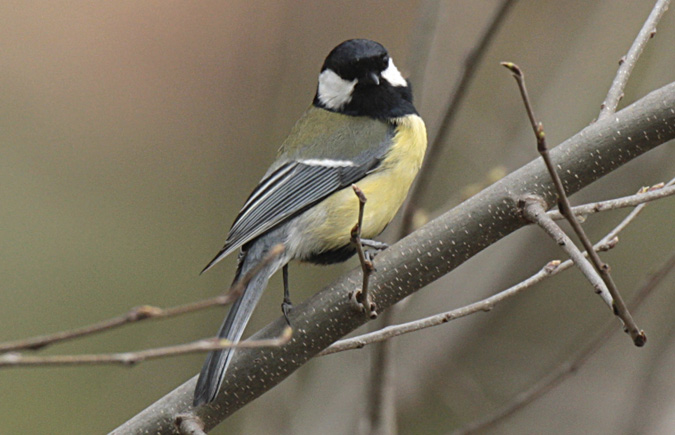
194, 39, 427, 406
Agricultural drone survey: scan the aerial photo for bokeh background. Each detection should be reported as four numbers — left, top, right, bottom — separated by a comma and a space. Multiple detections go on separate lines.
1, 1, 674, 433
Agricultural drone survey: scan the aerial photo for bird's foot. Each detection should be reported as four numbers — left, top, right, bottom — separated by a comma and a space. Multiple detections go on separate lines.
349, 289, 378, 319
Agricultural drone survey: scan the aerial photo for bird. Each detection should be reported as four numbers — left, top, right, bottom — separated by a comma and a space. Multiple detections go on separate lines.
194, 38, 427, 406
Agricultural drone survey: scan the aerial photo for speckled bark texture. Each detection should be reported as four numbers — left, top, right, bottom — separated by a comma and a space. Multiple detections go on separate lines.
112, 81, 675, 434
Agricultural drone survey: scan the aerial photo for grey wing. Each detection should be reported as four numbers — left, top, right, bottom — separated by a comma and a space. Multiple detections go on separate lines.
200, 156, 382, 273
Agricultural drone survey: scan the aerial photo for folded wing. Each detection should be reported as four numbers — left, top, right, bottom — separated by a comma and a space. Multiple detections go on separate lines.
201, 153, 385, 273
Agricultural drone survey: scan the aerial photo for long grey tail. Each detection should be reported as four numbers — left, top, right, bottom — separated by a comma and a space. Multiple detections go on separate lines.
193, 252, 280, 406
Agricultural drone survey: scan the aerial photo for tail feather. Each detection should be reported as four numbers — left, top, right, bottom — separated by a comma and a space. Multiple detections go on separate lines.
193, 260, 276, 406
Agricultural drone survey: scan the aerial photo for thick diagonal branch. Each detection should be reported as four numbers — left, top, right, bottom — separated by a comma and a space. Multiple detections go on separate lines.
113, 81, 675, 434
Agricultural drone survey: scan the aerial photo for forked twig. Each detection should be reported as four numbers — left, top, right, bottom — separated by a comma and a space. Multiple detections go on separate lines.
521, 197, 613, 306
598, 0, 671, 119
502, 62, 645, 346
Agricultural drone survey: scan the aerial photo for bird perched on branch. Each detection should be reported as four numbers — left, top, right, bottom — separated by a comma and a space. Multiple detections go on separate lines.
194, 38, 427, 406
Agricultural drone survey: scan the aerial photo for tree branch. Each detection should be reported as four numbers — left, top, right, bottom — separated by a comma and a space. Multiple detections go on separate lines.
175, 414, 207, 435
503, 62, 645, 345
0, 327, 292, 368
547, 181, 674, 220
0, 244, 284, 354
521, 197, 614, 306
598, 0, 671, 119
0, 299, 235, 354
323, 178, 672, 354
112, 81, 675, 434
323, 177, 667, 356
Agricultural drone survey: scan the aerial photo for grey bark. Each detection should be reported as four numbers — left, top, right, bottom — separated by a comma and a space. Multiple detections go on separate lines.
112, 81, 675, 434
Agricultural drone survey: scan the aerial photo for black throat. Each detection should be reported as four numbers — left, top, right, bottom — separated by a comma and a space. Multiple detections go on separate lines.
313, 80, 418, 120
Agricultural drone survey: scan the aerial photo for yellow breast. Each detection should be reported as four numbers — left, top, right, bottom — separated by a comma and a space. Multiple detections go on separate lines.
293, 114, 427, 255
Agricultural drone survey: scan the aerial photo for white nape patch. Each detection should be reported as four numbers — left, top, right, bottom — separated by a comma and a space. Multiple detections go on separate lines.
299, 158, 356, 167
381, 58, 407, 87
317, 69, 357, 110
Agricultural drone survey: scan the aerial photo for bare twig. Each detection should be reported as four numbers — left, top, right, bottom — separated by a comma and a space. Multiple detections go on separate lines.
349, 185, 378, 319
521, 197, 614, 306
502, 62, 645, 346
577, 180, 674, 248
0, 245, 285, 354
0, 298, 235, 354
598, 0, 671, 119
400, 0, 517, 236
547, 181, 674, 220
454, 252, 675, 435
324, 258, 594, 355
322, 260, 558, 356
0, 246, 289, 368
0, 326, 292, 368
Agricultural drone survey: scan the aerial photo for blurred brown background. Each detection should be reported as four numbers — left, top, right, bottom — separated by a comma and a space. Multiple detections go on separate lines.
1, 1, 674, 434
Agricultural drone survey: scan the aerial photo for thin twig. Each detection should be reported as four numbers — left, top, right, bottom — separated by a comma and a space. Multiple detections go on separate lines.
323, 180, 663, 356
594, 195, 655, 246
322, 261, 559, 356
0, 326, 292, 368
502, 62, 645, 346
548, 181, 674, 220
349, 185, 378, 319
454, 251, 675, 435
324, 258, 596, 355
0, 244, 285, 354
521, 197, 613, 307
598, 0, 671, 119
0, 298, 234, 354
400, 0, 517, 236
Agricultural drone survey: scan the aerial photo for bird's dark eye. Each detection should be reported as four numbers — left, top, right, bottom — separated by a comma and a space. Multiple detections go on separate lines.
381, 55, 389, 69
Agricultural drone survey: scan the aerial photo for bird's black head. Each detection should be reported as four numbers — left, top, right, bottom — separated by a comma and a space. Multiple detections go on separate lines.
313, 39, 417, 119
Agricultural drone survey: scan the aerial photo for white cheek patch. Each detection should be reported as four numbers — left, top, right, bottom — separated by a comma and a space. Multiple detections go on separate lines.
317, 69, 357, 110
381, 58, 407, 87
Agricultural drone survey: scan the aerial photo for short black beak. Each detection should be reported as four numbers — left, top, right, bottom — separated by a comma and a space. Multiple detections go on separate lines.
361, 72, 380, 86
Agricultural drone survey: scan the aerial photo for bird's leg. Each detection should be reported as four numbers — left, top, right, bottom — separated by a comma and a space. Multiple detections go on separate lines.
281, 264, 292, 326
348, 185, 378, 319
